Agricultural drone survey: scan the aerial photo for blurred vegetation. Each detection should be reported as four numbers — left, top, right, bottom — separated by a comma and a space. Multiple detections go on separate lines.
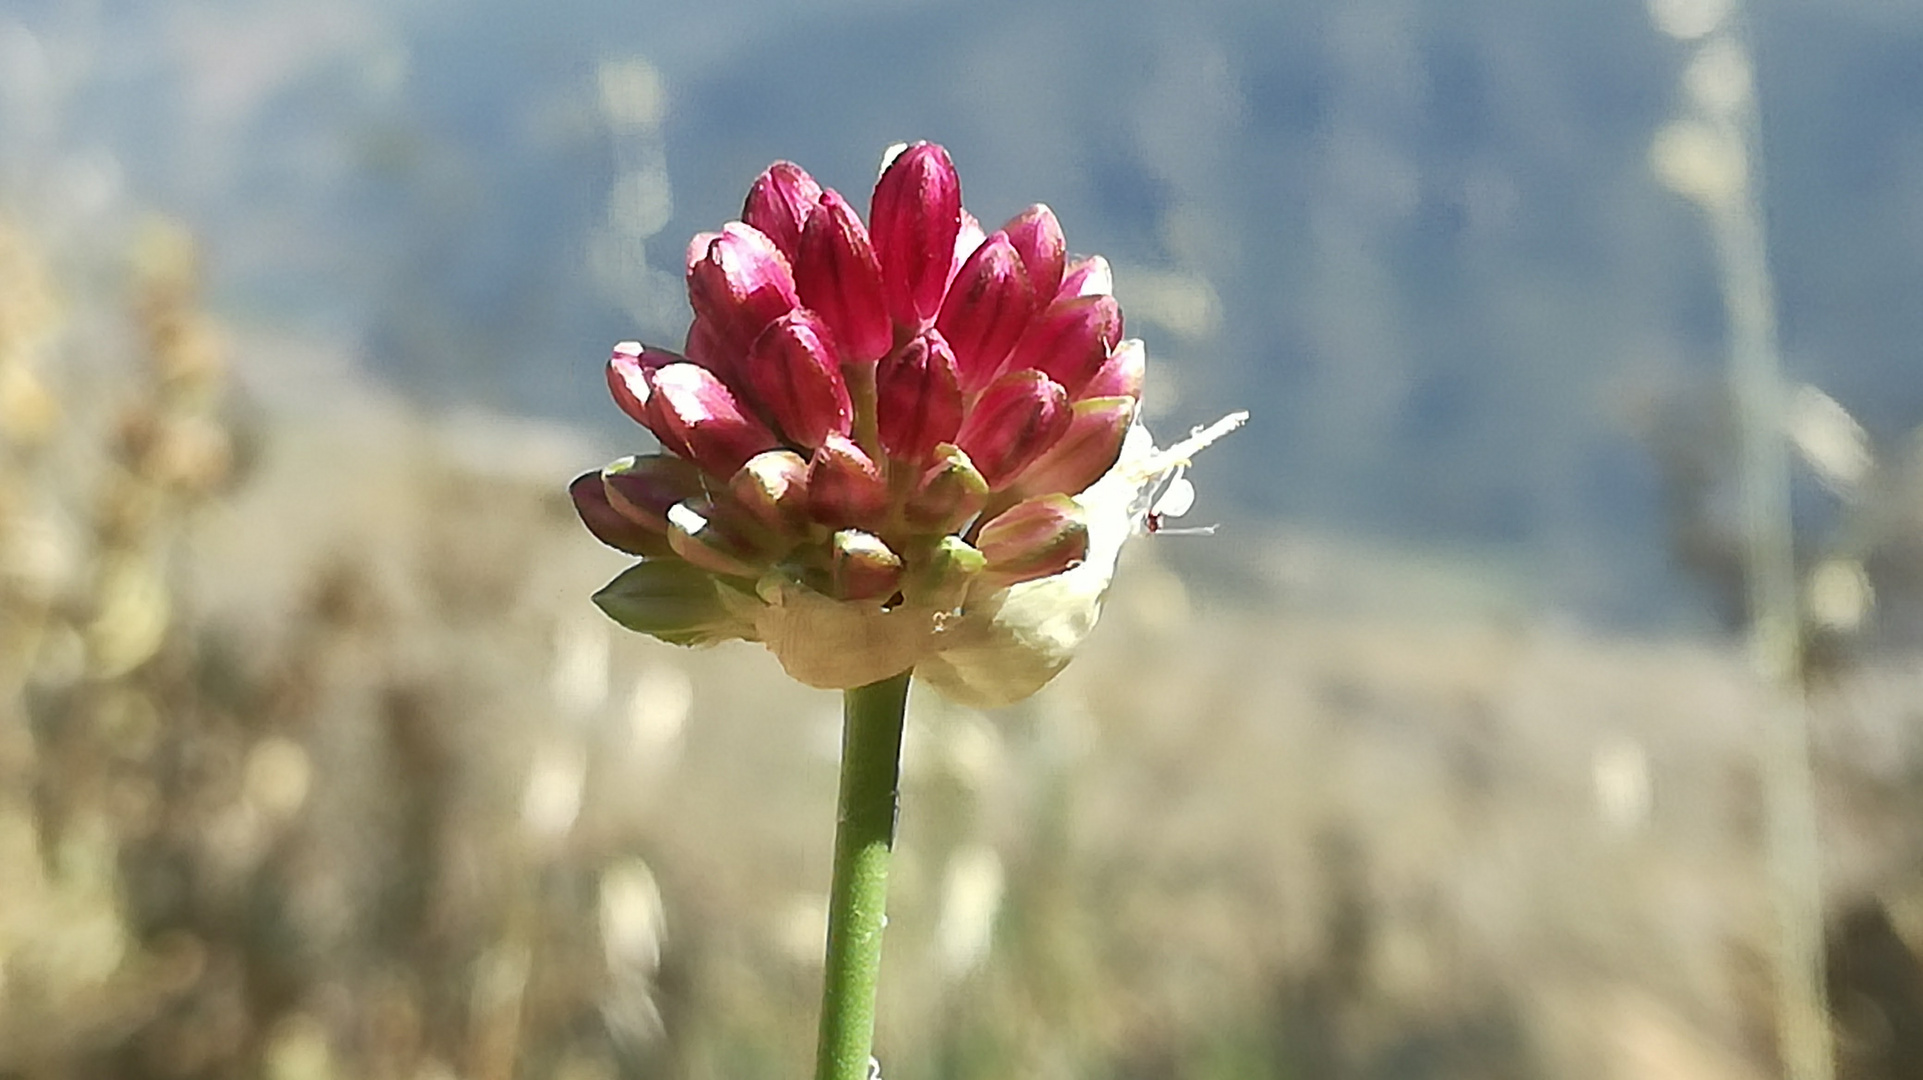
2, 214, 1923, 1079
6, 2, 1923, 1078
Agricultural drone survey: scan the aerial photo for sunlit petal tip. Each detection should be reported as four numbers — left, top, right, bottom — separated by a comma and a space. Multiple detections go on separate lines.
1002, 294, 1121, 398
953, 209, 987, 271
794, 189, 893, 363
665, 498, 768, 578
729, 448, 812, 534
685, 230, 721, 277
571, 470, 672, 557
1081, 338, 1146, 402
648, 362, 780, 477
936, 233, 1036, 393
805, 432, 891, 528
607, 341, 662, 425
741, 160, 822, 260
955, 370, 1072, 489
876, 330, 965, 465
902, 442, 990, 534
745, 311, 854, 448
1057, 254, 1113, 299
1008, 396, 1135, 499
602, 453, 705, 532
1001, 204, 1066, 300
829, 529, 906, 602
974, 494, 1090, 587
871, 141, 963, 326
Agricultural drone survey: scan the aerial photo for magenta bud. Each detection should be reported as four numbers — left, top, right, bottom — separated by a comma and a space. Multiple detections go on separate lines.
870, 142, 962, 326
829, 529, 905, 602
741, 161, 821, 261
1008, 396, 1135, 499
975, 494, 1090, 587
603, 453, 706, 532
570, 470, 672, 558
686, 222, 800, 375
876, 330, 964, 465
900, 534, 986, 610
1080, 338, 1145, 402
794, 188, 893, 364
1056, 254, 1113, 299
936, 233, 1036, 393
606, 341, 675, 430
805, 433, 891, 528
1002, 294, 1123, 398
648, 362, 780, 477
665, 497, 773, 579
683, 317, 723, 369
955, 370, 1072, 489
1001, 204, 1066, 301
902, 443, 989, 534
744, 311, 854, 449
728, 449, 811, 534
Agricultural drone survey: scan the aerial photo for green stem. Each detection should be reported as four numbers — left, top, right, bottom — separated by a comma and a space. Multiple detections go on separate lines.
814, 668, 912, 1080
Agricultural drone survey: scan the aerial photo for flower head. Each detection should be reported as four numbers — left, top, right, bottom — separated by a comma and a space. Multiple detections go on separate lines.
575, 142, 1240, 703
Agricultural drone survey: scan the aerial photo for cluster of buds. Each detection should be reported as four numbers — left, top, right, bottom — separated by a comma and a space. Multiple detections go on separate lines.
574, 143, 1187, 703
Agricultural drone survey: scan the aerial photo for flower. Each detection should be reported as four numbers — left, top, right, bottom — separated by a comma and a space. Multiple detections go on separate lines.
574, 142, 1241, 704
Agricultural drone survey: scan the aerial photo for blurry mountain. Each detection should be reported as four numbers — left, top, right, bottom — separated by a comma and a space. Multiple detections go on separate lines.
8, 0, 1923, 627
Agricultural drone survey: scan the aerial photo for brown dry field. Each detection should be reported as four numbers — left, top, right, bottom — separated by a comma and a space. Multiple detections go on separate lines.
7, 311, 1923, 1079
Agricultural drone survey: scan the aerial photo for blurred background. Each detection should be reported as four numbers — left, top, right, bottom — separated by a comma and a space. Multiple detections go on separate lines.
5, 0, 1923, 1076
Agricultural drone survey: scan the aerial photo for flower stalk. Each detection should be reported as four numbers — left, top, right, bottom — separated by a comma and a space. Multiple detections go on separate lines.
815, 669, 913, 1080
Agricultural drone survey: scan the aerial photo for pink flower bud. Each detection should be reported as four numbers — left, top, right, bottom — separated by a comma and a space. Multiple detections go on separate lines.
1056, 254, 1113, 299
936, 233, 1036, 393
665, 498, 771, 579
870, 142, 962, 327
686, 223, 800, 376
729, 449, 811, 535
1001, 294, 1122, 398
805, 433, 890, 528
648, 362, 780, 477
974, 494, 1090, 587
876, 330, 964, 466
1007, 396, 1135, 499
794, 189, 893, 364
955, 370, 1072, 489
744, 311, 854, 449
683, 317, 724, 369
570, 470, 672, 557
902, 443, 989, 534
1001, 204, 1066, 300
741, 161, 821, 261
1080, 337, 1145, 402
602, 453, 705, 532
829, 529, 905, 601
900, 534, 985, 610
606, 341, 676, 435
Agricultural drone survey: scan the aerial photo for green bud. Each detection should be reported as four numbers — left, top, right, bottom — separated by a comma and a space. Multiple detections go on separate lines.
900, 535, 986, 611
592, 559, 748, 646
902, 443, 989, 534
